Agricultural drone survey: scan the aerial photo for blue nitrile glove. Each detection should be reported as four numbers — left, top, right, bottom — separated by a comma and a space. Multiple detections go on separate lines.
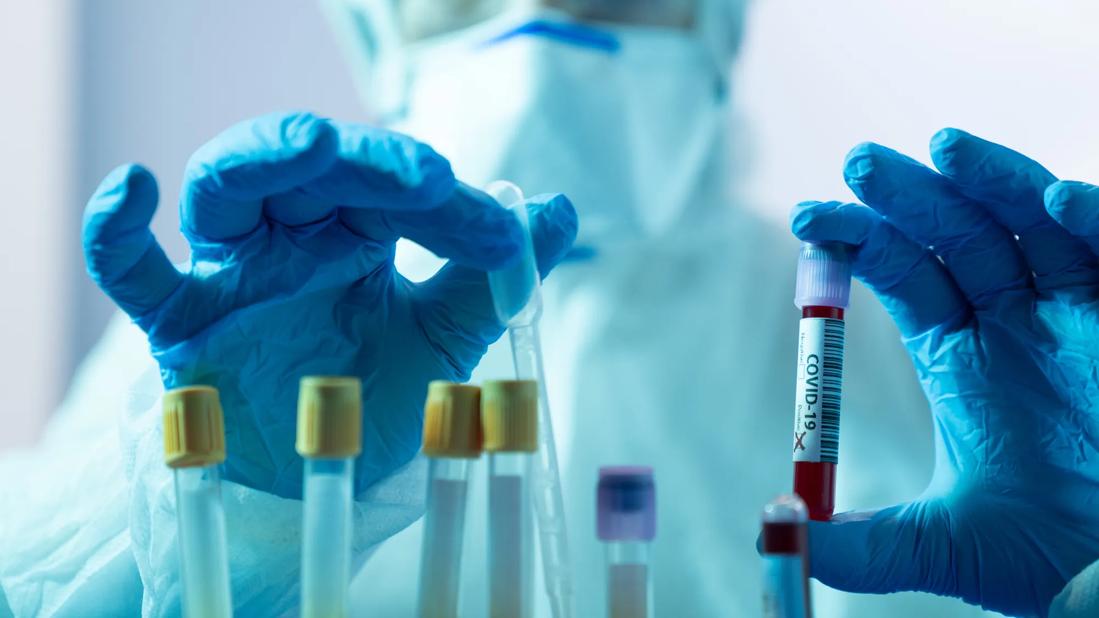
790, 129, 1099, 617
83, 111, 577, 499
1050, 557, 1099, 618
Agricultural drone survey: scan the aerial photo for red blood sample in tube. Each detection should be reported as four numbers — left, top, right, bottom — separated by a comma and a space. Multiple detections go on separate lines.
791, 243, 850, 522
793, 305, 844, 521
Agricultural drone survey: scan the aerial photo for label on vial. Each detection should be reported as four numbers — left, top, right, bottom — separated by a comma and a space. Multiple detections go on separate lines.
792, 317, 844, 463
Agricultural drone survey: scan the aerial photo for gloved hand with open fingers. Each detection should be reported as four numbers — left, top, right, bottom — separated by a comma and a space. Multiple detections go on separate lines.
83, 111, 578, 500
790, 129, 1099, 617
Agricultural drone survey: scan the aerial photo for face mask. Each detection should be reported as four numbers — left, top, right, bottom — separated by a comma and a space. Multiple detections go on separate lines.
388, 13, 732, 250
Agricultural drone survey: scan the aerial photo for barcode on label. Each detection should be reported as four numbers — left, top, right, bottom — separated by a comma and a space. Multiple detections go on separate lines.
792, 318, 845, 464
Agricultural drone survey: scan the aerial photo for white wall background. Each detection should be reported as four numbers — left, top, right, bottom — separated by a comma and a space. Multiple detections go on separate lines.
0, 2, 73, 447
735, 0, 1099, 224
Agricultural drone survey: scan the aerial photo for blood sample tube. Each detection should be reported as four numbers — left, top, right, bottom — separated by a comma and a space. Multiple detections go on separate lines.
597, 466, 656, 618
483, 379, 539, 618
418, 381, 483, 618
760, 494, 811, 618
163, 386, 233, 618
791, 242, 851, 521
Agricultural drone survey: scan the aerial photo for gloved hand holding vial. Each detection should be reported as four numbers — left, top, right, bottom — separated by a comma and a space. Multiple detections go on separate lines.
483, 379, 539, 618
791, 130, 1099, 615
418, 381, 483, 618
164, 386, 233, 618
297, 376, 362, 618
597, 467, 656, 618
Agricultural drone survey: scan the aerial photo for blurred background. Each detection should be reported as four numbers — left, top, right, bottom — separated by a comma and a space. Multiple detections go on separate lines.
1, 0, 1097, 448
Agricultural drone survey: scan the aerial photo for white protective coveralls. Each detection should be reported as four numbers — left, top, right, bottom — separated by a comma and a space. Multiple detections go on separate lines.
329, 2, 998, 616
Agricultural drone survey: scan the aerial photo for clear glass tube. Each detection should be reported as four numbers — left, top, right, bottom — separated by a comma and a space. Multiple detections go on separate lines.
301, 458, 353, 618
489, 452, 534, 618
604, 542, 652, 618
174, 465, 232, 618
418, 458, 472, 618
761, 495, 811, 618
761, 553, 809, 618
509, 323, 574, 618
487, 180, 573, 618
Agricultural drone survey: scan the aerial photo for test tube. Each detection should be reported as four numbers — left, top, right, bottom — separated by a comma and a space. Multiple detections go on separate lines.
296, 376, 362, 618
417, 381, 483, 618
485, 180, 574, 618
760, 494, 812, 618
597, 467, 656, 618
790, 242, 851, 521
483, 379, 539, 618
163, 386, 232, 618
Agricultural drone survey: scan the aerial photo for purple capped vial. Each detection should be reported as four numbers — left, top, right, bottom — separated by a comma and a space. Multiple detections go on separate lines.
598, 466, 656, 618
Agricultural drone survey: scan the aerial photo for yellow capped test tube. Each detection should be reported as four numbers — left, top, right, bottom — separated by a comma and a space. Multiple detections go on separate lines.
483, 379, 539, 618
164, 386, 232, 618
485, 180, 574, 618
297, 376, 362, 618
417, 381, 483, 618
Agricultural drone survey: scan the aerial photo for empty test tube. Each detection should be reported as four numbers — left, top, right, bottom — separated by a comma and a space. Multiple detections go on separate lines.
296, 376, 363, 618
597, 467, 656, 618
483, 379, 539, 618
163, 386, 233, 618
760, 494, 812, 618
418, 381, 483, 618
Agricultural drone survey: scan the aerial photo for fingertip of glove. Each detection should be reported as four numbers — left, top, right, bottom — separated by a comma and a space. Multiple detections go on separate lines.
84, 163, 159, 229
789, 200, 826, 236
789, 200, 868, 245
532, 193, 578, 239
405, 140, 457, 207
98, 162, 157, 198
82, 163, 176, 309
275, 112, 341, 178
930, 127, 969, 148
528, 193, 578, 276
335, 123, 457, 208
280, 111, 337, 151
184, 111, 339, 195
844, 142, 933, 202
843, 142, 882, 183
1045, 180, 1099, 232
1044, 180, 1073, 212
928, 127, 972, 174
